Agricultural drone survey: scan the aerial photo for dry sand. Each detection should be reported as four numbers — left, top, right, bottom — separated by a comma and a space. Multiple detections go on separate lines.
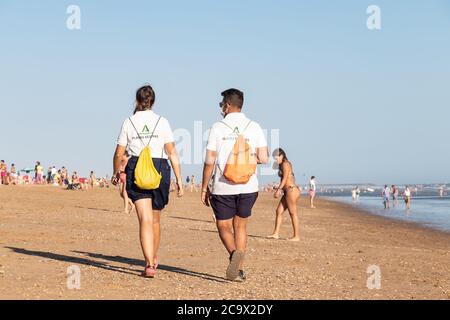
0, 185, 449, 300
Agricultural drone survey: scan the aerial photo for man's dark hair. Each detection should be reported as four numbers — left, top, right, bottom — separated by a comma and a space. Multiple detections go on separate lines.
221, 88, 244, 109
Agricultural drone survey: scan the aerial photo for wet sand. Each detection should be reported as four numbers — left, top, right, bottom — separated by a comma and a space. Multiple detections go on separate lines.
0, 185, 449, 299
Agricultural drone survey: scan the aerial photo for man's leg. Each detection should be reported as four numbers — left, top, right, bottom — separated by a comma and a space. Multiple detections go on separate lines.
216, 218, 236, 255
233, 216, 247, 252
233, 215, 248, 270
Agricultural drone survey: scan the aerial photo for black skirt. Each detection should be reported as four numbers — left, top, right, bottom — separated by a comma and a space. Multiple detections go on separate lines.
125, 156, 171, 210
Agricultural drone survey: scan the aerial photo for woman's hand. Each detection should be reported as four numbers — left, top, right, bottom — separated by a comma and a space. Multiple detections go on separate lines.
274, 188, 282, 199
176, 178, 184, 197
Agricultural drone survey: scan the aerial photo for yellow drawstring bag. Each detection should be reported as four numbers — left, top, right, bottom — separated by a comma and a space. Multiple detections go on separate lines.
134, 146, 162, 189
129, 116, 162, 190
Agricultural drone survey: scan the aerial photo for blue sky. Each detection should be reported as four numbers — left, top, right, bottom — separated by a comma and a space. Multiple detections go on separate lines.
1, 0, 449, 185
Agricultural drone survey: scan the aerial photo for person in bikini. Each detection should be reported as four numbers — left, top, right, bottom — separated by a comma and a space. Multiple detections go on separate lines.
118, 151, 134, 214
267, 148, 301, 241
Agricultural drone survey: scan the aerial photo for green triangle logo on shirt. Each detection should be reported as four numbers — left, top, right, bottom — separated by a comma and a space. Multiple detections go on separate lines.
233, 127, 240, 134
141, 125, 150, 133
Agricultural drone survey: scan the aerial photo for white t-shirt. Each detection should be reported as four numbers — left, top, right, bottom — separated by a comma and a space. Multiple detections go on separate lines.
206, 112, 267, 195
117, 110, 174, 158
309, 179, 316, 191
404, 189, 411, 197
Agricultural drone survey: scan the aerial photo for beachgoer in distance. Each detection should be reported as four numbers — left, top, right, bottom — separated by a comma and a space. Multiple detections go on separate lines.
9, 163, 17, 185
403, 186, 412, 210
392, 185, 399, 206
190, 174, 198, 192
351, 188, 357, 202
0, 160, 7, 185
89, 171, 96, 189
382, 185, 391, 209
201, 88, 269, 281
112, 85, 184, 278
267, 148, 301, 241
309, 176, 317, 208
35, 161, 44, 185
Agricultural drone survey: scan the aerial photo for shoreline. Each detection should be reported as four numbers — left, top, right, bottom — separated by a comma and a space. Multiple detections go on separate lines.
321, 196, 450, 237
0, 186, 449, 299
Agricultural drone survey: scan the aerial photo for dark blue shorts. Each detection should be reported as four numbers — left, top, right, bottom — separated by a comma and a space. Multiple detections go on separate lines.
125, 156, 171, 210
210, 192, 259, 221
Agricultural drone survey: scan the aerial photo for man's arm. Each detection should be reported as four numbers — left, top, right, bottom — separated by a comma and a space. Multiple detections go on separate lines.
256, 146, 269, 164
201, 149, 217, 206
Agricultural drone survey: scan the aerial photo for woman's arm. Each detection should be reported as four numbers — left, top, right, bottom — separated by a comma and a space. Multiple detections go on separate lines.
277, 162, 290, 190
165, 142, 183, 197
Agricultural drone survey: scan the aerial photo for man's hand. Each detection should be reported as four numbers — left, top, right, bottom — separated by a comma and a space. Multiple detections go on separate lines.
176, 179, 184, 197
201, 189, 211, 207
111, 172, 120, 186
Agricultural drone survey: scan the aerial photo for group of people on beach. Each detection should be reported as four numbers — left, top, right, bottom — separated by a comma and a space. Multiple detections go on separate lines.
0, 160, 110, 190
382, 185, 412, 210
111, 85, 307, 280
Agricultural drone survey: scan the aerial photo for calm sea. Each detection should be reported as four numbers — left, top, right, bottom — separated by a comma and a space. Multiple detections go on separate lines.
325, 195, 450, 233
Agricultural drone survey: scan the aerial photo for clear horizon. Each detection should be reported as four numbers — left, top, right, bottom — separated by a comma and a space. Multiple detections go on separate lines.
1, 1, 450, 185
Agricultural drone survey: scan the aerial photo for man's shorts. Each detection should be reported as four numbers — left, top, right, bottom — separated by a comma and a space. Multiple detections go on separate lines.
210, 192, 258, 221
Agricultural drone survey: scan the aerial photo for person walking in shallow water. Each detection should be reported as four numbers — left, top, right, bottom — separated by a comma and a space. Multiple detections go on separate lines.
267, 148, 301, 241
403, 186, 412, 210
382, 185, 391, 209
112, 85, 184, 278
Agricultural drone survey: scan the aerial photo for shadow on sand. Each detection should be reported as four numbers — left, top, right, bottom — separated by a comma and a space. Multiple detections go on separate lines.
5, 246, 227, 283
188, 228, 271, 240
169, 216, 214, 224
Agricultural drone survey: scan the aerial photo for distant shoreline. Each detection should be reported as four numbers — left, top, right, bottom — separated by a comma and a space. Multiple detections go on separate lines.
322, 196, 450, 236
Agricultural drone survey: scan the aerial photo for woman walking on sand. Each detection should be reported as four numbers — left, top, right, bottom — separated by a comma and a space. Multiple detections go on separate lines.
112, 85, 184, 278
267, 148, 301, 241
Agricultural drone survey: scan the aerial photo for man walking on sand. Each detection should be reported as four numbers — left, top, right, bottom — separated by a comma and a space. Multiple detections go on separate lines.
201, 88, 268, 281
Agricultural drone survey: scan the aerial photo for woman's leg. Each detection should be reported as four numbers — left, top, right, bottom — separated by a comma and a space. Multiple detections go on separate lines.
286, 190, 300, 241
152, 210, 161, 266
120, 182, 130, 213
268, 196, 287, 239
310, 192, 316, 208
134, 199, 155, 267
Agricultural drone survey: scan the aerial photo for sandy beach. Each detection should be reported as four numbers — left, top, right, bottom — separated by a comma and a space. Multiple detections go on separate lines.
0, 186, 449, 300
